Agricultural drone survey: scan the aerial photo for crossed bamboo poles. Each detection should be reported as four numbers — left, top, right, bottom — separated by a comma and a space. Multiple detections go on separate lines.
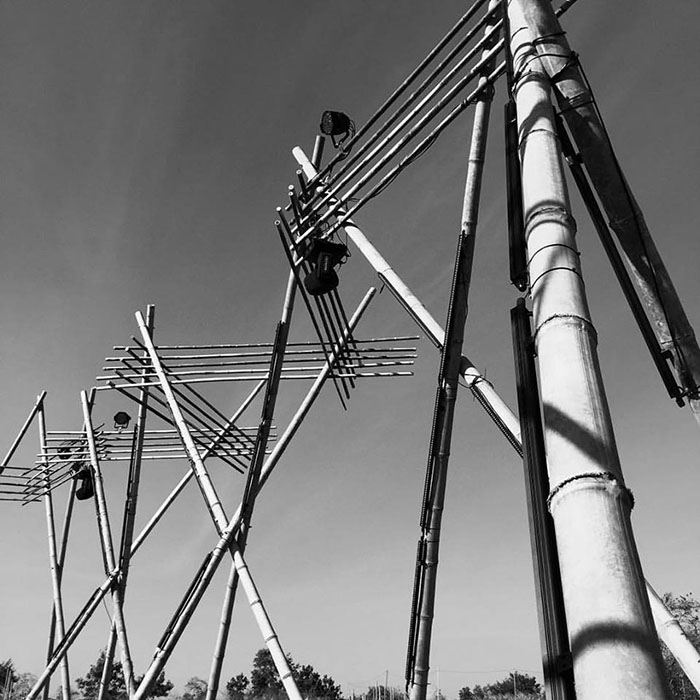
16, 286, 417, 700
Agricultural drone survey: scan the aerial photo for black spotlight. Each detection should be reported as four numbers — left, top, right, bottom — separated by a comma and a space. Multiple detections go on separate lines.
72, 463, 95, 501
113, 411, 132, 430
319, 110, 355, 149
303, 239, 349, 297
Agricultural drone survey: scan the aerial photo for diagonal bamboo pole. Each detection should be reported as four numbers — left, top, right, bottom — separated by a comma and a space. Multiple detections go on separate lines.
508, 3, 668, 697
206, 272, 298, 700
515, 0, 700, 421
132, 289, 376, 700
408, 7, 499, 698
38, 399, 72, 700
81, 392, 137, 696
133, 312, 302, 700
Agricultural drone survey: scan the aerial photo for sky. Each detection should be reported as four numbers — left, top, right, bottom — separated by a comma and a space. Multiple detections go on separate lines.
1, 1, 699, 698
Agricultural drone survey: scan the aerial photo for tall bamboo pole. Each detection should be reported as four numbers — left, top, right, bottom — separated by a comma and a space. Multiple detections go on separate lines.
206, 273, 297, 700
408, 7, 498, 697
515, 0, 700, 421
38, 400, 72, 700
80, 392, 137, 696
508, 3, 669, 698
99, 305, 155, 700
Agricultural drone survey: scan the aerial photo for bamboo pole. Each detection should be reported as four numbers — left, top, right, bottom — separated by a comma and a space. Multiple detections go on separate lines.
80, 392, 137, 696
132, 290, 376, 700
647, 584, 700, 693
38, 400, 72, 700
206, 272, 298, 700
508, 3, 669, 698
515, 0, 700, 421
133, 309, 303, 700
100, 305, 154, 700
408, 6, 499, 698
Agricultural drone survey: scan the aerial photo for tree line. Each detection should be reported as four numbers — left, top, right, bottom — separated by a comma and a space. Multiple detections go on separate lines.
3, 591, 699, 700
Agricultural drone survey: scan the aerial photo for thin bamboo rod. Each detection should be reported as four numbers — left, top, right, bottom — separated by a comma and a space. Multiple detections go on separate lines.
81, 392, 137, 696
408, 9, 498, 697
38, 401, 72, 700
1, 390, 47, 473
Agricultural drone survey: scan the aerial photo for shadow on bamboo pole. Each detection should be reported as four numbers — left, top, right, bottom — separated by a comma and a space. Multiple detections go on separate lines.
515, 0, 700, 422
508, 2, 668, 698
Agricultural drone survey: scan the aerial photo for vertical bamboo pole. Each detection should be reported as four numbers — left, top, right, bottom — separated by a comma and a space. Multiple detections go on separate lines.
407, 9, 498, 700
508, 3, 669, 698
515, 0, 700, 420
38, 399, 72, 700
206, 273, 297, 700
80, 392, 137, 696
99, 305, 155, 700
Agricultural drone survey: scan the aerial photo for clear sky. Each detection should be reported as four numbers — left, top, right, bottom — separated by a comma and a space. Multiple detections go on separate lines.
1, 2, 699, 698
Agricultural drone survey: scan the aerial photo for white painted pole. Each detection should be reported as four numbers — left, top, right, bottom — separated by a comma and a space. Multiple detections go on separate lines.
509, 3, 669, 698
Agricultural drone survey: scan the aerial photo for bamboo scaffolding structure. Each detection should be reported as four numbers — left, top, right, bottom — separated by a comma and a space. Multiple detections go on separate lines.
508, 3, 668, 697
25, 382, 267, 700
81, 392, 137, 696
515, 0, 700, 421
1, 391, 47, 474
131, 289, 376, 699
38, 400, 72, 700
407, 7, 498, 698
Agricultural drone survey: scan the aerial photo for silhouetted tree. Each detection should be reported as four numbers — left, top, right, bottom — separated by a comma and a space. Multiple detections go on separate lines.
459, 672, 541, 699
182, 678, 207, 700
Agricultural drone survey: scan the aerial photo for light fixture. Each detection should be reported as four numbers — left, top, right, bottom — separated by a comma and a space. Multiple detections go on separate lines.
319, 110, 355, 149
303, 239, 349, 297
113, 411, 132, 430
72, 463, 95, 501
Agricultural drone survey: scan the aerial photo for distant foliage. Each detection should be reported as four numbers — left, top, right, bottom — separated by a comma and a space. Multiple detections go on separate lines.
1, 661, 18, 699
458, 672, 541, 700
661, 592, 700, 700
227, 648, 343, 700
182, 677, 207, 700
76, 650, 173, 700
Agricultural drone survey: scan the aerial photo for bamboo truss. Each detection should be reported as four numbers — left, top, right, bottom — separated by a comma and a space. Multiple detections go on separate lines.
2, 2, 699, 700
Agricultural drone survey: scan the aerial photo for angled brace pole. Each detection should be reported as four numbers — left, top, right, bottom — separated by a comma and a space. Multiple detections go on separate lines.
132, 288, 376, 699
37, 397, 72, 700
133, 311, 302, 700
408, 6, 499, 697
516, 0, 700, 420
81, 392, 137, 697
206, 272, 298, 700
